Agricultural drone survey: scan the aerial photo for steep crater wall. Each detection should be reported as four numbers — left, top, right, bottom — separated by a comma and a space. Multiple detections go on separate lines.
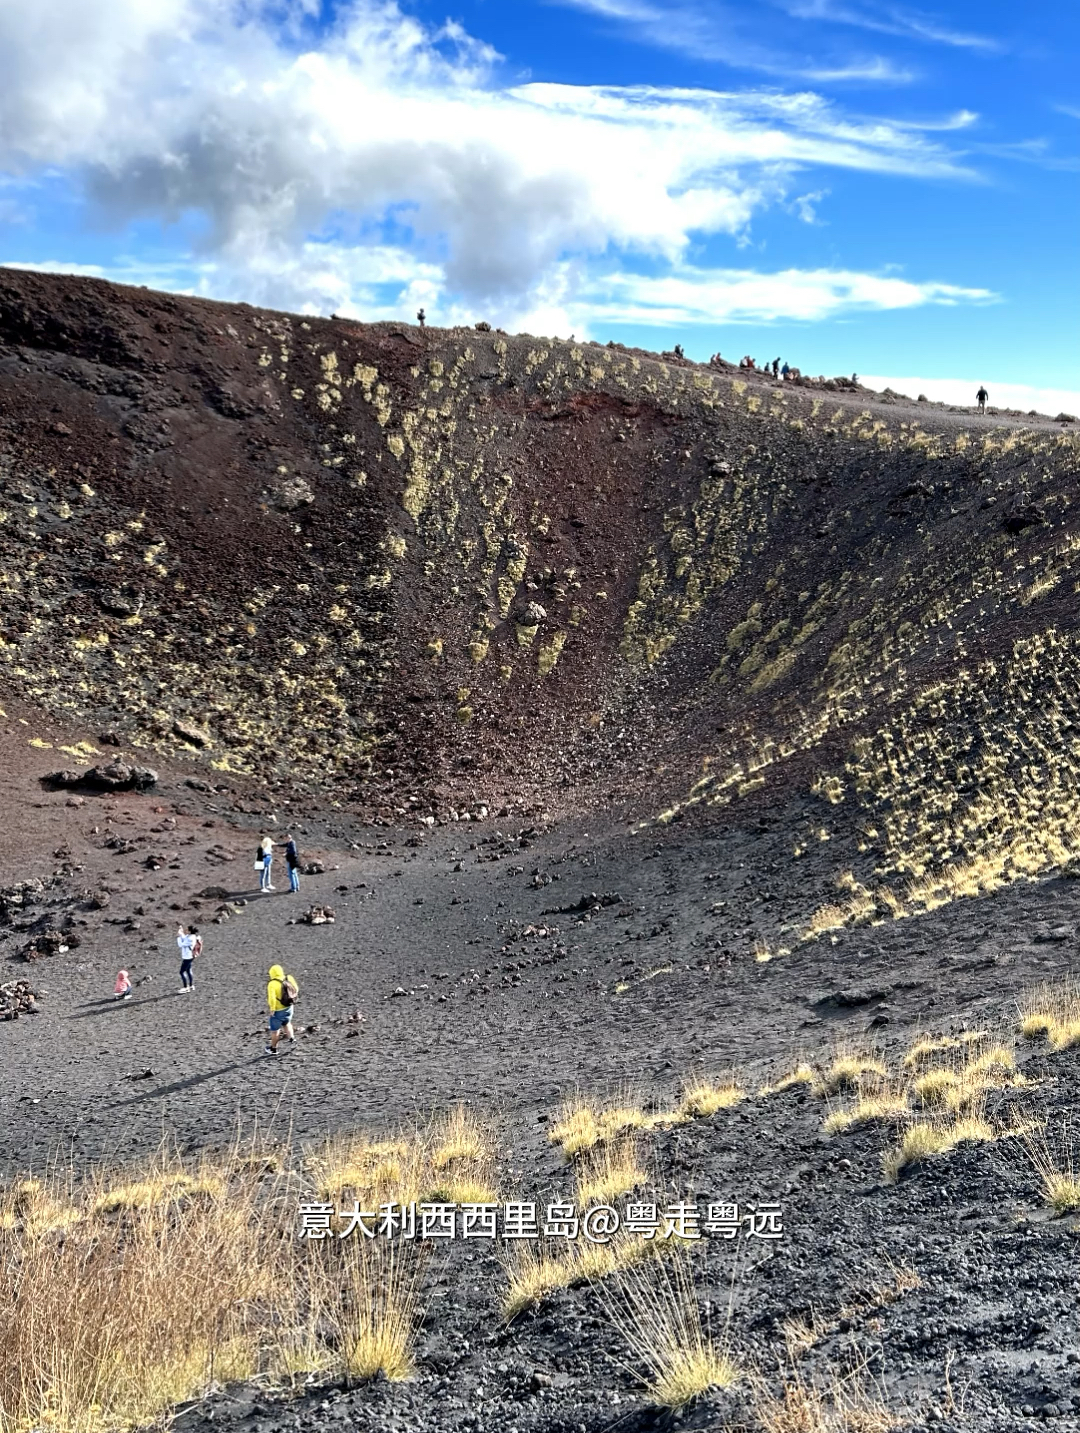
1, 266, 1079, 909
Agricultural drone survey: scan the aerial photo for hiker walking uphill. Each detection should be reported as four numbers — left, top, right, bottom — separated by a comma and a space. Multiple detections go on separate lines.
977, 385, 989, 412
265, 964, 299, 1054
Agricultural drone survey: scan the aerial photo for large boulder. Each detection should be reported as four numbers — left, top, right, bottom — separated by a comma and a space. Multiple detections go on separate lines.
41, 761, 158, 793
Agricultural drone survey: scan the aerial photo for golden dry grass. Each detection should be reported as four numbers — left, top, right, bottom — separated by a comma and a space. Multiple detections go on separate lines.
820, 1051, 887, 1095
548, 1094, 676, 1157
308, 1106, 497, 1209
329, 1239, 421, 1381
430, 1104, 488, 1170
679, 1077, 746, 1118
1019, 980, 1080, 1050
760, 1062, 818, 1097
910, 1041, 1022, 1114
576, 1138, 647, 1206
881, 1112, 994, 1183
902, 1030, 988, 1067
821, 1084, 909, 1135
1024, 1125, 1080, 1215
500, 1231, 659, 1320
0, 1136, 429, 1433
601, 1255, 738, 1410
752, 1370, 898, 1431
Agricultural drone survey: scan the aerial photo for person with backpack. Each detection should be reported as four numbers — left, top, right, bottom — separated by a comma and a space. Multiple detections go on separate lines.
284, 834, 301, 893
258, 835, 275, 891
265, 963, 299, 1053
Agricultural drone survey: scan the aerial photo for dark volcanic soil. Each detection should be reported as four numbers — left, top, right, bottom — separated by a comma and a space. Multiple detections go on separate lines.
4, 270, 1080, 1433
4, 750, 1080, 1432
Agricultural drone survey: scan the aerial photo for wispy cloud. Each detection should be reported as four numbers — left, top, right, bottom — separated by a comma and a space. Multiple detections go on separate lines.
777, 0, 999, 53
570, 264, 997, 329
550, 0, 913, 83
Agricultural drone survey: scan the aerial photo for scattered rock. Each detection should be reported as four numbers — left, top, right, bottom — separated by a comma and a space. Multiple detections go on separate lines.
19, 929, 78, 961
546, 891, 623, 914
1001, 502, 1047, 535
301, 905, 335, 925
173, 719, 212, 747
267, 475, 315, 511
0, 979, 40, 1019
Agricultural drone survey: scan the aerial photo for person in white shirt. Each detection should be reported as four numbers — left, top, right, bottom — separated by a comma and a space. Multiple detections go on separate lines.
177, 925, 198, 990
259, 835, 275, 891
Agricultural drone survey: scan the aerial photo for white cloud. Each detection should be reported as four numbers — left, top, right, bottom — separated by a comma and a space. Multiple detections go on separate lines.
777, 0, 999, 53
0, 0, 987, 325
552, 0, 916, 82
567, 265, 996, 330
863, 375, 1080, 417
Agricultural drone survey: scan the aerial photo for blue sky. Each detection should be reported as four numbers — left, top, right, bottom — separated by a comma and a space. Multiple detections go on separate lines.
0, 0, 1077, 406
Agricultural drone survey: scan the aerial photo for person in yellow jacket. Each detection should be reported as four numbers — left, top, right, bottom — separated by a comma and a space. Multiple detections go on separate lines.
265, 963, 299, 1055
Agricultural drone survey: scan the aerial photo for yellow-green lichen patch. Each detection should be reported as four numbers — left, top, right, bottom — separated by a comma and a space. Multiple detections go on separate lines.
538, 632, 567, 676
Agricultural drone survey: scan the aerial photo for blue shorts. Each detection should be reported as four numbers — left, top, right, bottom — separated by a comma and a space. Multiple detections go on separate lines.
269, 1007, 293, 1032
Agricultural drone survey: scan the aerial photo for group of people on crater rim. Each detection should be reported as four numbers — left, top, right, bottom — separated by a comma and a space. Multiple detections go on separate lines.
737, 355, 799, 379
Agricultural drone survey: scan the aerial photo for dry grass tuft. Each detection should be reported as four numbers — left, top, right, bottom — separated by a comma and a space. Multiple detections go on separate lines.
902, 1030, 989, 1067
753, 1368, 898, 1431
881, 1112, 994, 1183
1024, 1124, 1080, 1215
328, 1238, 421, 1382
550, 1099, 644, 1156
679, 1077, 746, 1118
576, 1138, 647, 1206
0, 1134, 432, 1433
601, 1254, 738, 1410
1019, 981, 1080, 1050
760, 1062, 818, 1097
910, 1040, 1022, 1114
430, 1105, 489, 1169
308, 1106, 496, 1208
820, 1051, 887, 1096
500, 1231, 659, 1320
821, 1082, 909, 1135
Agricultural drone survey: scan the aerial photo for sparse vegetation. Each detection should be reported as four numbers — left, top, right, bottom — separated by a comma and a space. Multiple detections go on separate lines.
309, 1107, 496, 1208
752, 1365, 899, 1431
822, 1083, 909, 1134
820, 1050, 888, 1095
548, 1096, 669, 1157
881, 1111, 994, 1183
601, 1255, 738, 1410
576, 1138, 647, 1205
1019, 980, 1080, 1050
1024, 1124, 1080, 1214
0, 1138, 424, 1433
679, 1076, 746, 1117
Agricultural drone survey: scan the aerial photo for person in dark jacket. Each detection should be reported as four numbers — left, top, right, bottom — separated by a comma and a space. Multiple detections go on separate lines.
285, 834, 301, 893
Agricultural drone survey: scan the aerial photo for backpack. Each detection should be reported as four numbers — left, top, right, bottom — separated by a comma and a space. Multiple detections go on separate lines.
280, 975, 299, 1004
